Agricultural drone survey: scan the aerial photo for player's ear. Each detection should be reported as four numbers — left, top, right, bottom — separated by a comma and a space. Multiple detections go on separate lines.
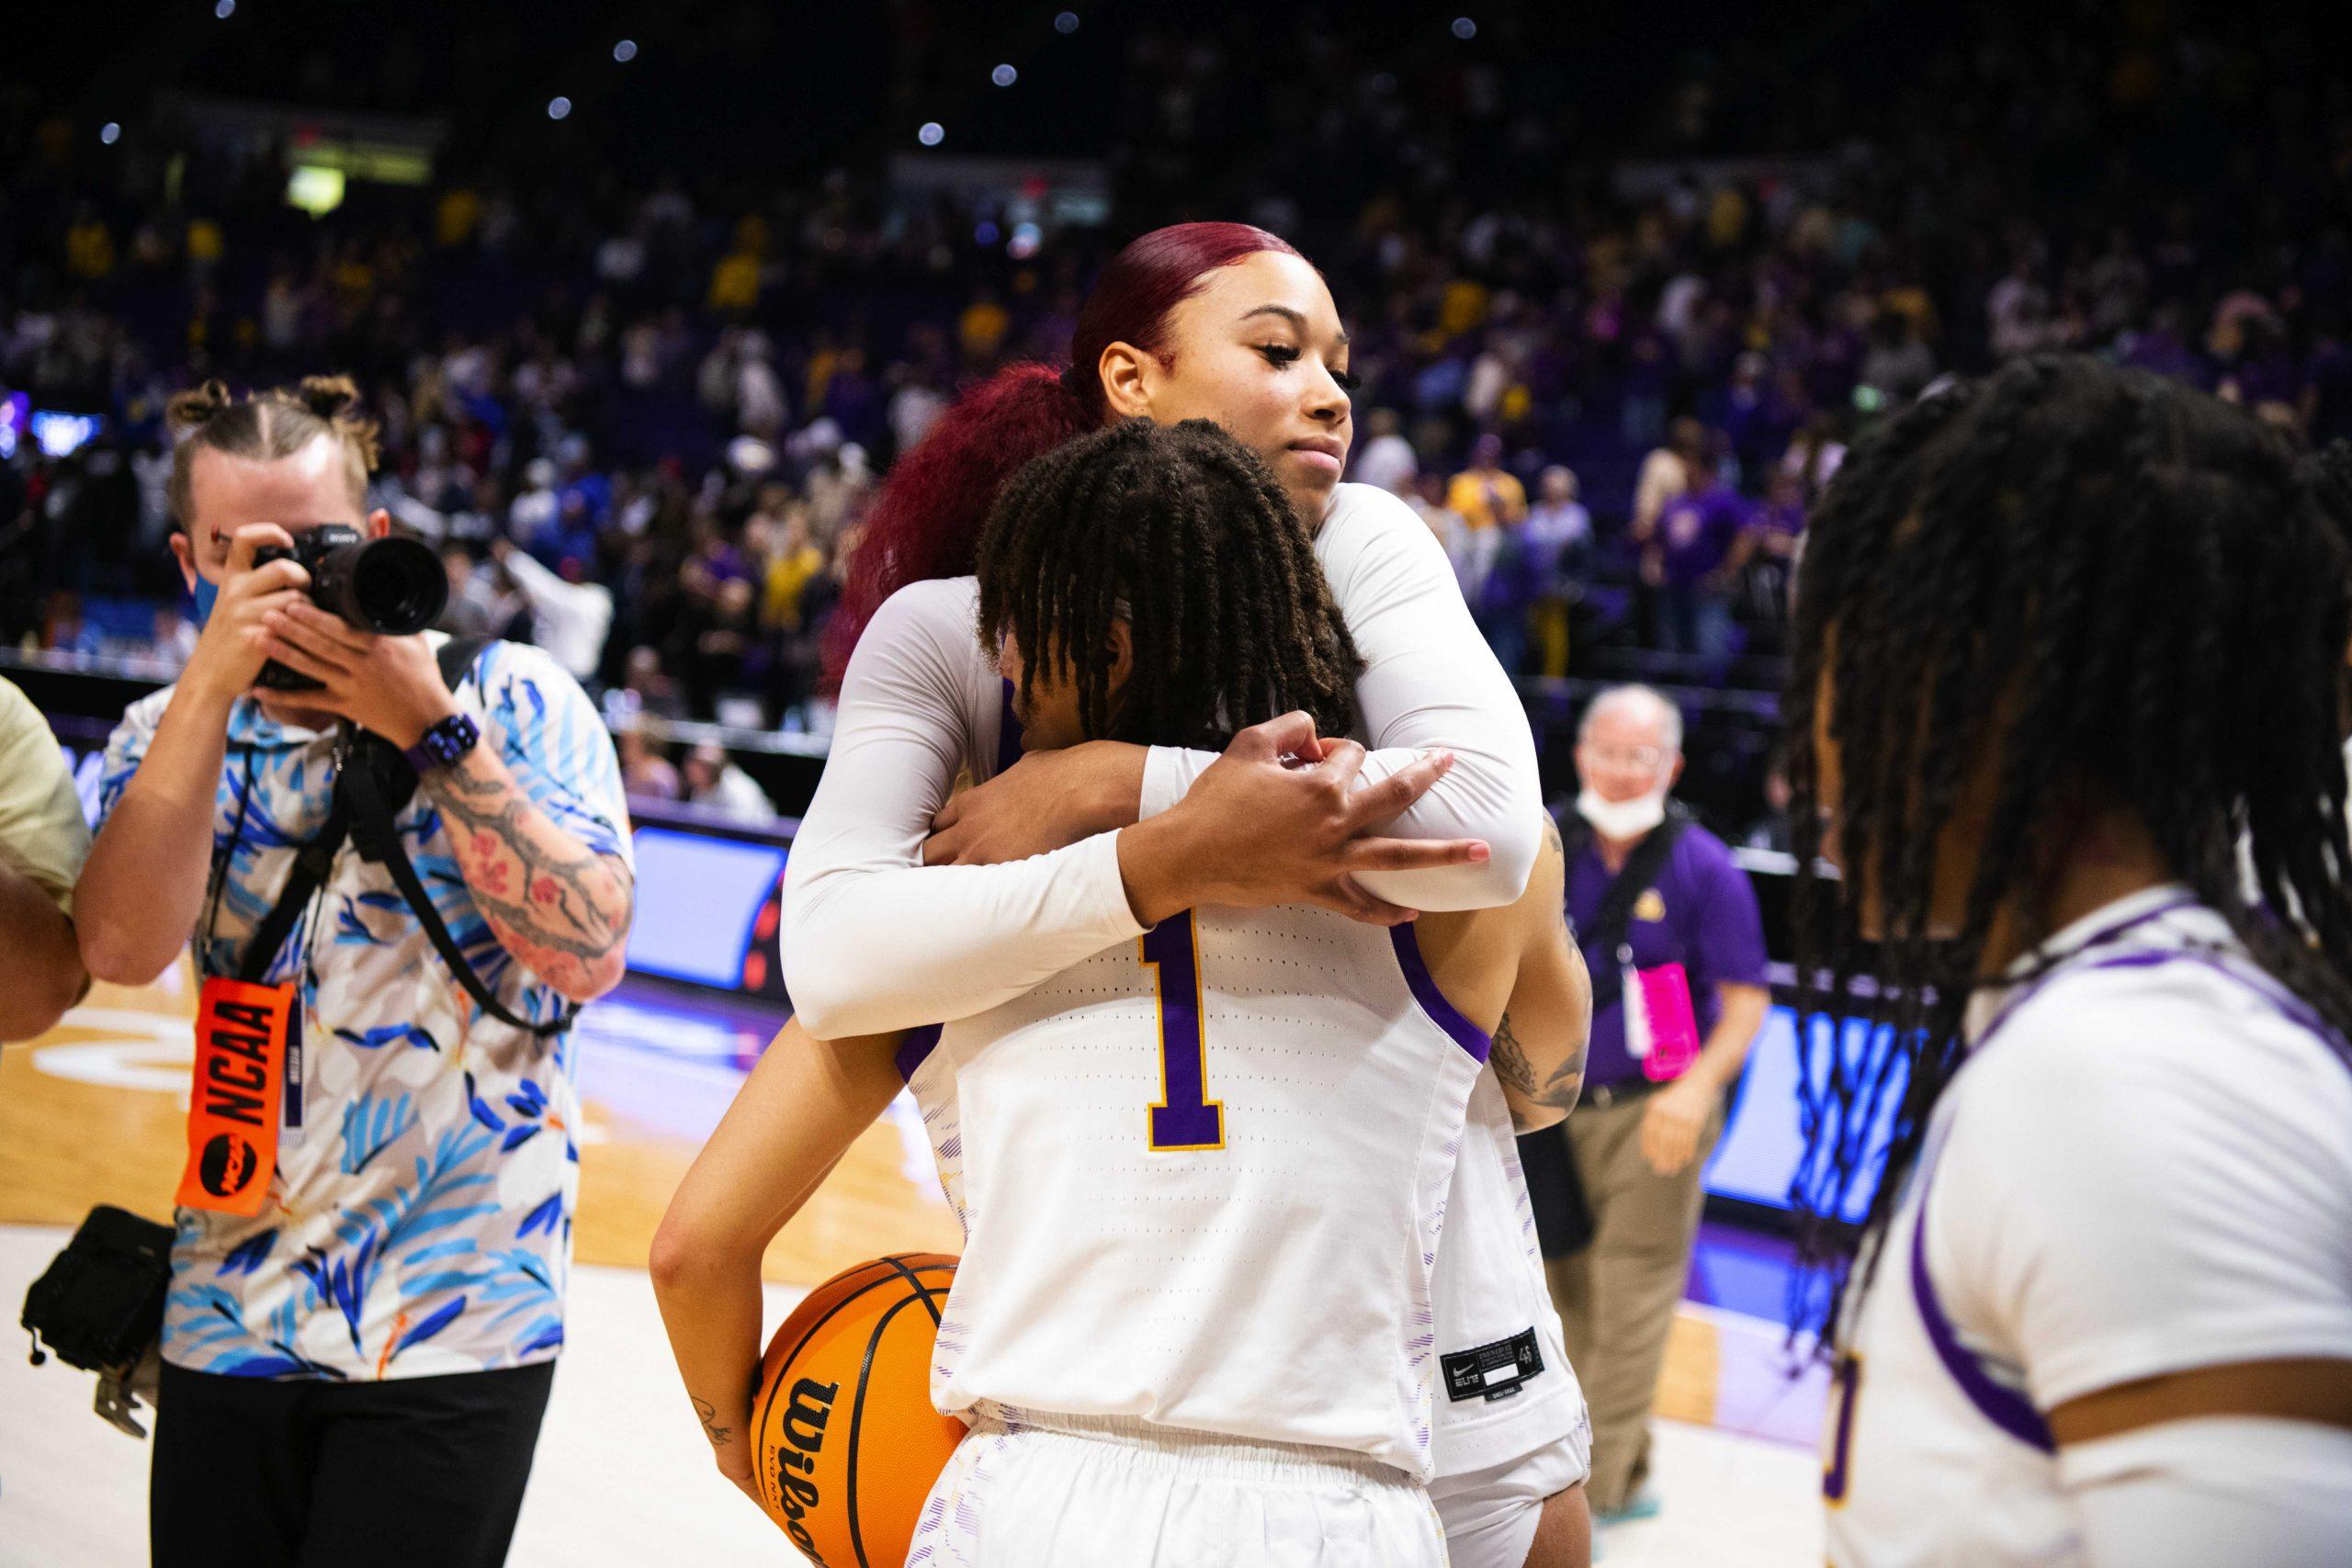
1097, 343, 1154, 421
364, 508, 392, 540
169, 529, 199, 593
1104, 622, 1135, 694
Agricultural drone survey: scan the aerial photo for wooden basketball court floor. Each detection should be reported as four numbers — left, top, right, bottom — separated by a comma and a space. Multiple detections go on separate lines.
0, 964, 1825, 1566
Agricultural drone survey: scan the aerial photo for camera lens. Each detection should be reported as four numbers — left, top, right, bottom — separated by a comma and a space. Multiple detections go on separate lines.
314, 536, 447, 635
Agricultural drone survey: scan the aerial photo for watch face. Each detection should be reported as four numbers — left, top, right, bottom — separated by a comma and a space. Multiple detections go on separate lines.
416, 714, 480, 768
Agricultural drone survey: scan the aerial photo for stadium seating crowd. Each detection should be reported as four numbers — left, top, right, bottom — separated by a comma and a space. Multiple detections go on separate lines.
5, 4, 2345, 819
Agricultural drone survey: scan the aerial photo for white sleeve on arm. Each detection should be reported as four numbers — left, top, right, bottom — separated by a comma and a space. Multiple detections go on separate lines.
779, 580, 1145, 1038
1137, 485, 1542, 910
2062, 1418, 2352, 1568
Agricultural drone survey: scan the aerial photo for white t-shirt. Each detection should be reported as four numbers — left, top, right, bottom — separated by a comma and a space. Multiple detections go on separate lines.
1826, 886, 2352, 1566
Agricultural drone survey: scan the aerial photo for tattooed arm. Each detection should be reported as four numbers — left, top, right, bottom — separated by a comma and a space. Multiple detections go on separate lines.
1487, 812, 1592, 1132
242, 607, 633, 1002
1416, 809, 1592, 1131
421, 744, 634, 1002
1491, 976, 1590, 1133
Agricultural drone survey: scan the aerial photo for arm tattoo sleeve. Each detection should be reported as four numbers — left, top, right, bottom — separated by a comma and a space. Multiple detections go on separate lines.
422, 745, 634, 1000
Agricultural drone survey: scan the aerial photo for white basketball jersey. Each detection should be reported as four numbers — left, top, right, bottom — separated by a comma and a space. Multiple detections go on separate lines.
1824, 890, 2352, 1566
928, 572, 1583, 1478
901, 903, 1489, 1475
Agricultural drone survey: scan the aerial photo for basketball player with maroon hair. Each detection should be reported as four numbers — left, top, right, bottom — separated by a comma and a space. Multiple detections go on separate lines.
768, 224, 1588, 1567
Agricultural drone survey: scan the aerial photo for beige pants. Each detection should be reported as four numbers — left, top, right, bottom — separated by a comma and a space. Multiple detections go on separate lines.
1543, 1089, 1724, 1514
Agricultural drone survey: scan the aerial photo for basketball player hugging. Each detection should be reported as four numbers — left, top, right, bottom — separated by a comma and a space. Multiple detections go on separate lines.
654, 418, 1598, 1568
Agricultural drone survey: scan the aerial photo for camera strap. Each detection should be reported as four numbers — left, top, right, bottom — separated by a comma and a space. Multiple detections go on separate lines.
180, 638, 519, 1213
179, 771, 352, 1217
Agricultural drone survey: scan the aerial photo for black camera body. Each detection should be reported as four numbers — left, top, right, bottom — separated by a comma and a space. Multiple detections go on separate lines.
251, 524, 447, 690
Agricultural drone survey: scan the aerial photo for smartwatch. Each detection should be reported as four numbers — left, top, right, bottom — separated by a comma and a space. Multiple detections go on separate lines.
404, 711, 481, 775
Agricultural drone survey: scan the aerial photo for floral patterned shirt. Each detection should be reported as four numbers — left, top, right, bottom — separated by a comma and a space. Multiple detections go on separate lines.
97, 638, 630, 1381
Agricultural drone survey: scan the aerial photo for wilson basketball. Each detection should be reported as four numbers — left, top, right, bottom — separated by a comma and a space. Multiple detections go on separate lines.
752, 1253, 963, 1567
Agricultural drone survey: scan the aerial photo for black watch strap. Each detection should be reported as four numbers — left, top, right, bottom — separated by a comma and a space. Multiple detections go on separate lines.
404, 711, 480, 775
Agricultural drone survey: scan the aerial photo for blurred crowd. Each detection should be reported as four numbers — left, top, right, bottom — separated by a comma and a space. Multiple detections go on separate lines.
5, 2, 2346, 822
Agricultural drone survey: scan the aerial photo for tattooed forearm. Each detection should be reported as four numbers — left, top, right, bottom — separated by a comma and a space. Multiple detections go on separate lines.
693, 1395, 733, 1449
423, 745, 634, 1001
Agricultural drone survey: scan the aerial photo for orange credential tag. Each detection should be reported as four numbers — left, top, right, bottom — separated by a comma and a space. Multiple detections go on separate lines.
178, 977, 294, 1215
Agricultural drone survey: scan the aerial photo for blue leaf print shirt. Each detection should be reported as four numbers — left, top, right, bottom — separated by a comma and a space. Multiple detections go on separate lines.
97, 637, 630, 1381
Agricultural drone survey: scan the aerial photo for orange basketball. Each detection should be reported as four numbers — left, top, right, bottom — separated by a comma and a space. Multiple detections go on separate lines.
753, 1253, 965, 1567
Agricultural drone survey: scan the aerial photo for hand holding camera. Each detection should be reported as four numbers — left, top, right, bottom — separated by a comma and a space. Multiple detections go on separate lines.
194, 522, 457, 749
182, 524, 313, 705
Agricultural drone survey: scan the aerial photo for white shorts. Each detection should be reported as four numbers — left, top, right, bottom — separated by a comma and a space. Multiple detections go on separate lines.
907, 1410, 1447, 1568
1428, 1412, 1594, 1568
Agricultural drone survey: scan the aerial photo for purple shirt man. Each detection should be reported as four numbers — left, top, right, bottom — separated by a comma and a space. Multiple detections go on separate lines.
1654, 483, 1752, 587
1535, 682, 1774, 1521
1567, 822, 1770, 1089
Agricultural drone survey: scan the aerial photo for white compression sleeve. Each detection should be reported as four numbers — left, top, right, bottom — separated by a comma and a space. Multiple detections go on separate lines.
2063, 1417, 2352, 1568
777, 580, 1144, 1037
1139, 485, 1541, 910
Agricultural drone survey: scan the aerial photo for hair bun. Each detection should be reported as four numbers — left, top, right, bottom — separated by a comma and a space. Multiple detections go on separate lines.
164, 378, 234, 436
294, 374, 363, 422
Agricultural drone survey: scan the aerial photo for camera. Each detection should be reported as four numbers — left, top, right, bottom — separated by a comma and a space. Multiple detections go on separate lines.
251, 525, 448, 691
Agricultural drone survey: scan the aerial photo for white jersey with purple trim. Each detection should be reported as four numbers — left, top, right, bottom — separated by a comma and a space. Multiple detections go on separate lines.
900, 901, 1490, 1477
1825, 886, 2352, 1567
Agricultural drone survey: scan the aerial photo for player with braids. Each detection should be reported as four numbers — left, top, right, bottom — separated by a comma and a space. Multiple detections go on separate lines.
978, 419, 1363, 751
1788, 354, 2352, 1566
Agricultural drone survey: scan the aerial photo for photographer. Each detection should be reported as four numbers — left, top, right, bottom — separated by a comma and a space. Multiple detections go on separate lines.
74, 378, 634, 1568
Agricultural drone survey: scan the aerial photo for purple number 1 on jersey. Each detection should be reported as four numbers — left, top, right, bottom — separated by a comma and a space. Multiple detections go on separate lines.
1139, 914, 1225, 1151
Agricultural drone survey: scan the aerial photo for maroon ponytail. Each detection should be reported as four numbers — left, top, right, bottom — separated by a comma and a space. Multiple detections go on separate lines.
826, 222, 1306, 685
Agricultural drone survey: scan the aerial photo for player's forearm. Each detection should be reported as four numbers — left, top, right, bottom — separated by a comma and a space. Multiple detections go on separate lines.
419, 745, 633, 1002
77, 682, 235, 984
650, 1237, 766, 1476
0, 862, 85, 1039
783, 835, 1143, 1036
1140, 734, 1538, 912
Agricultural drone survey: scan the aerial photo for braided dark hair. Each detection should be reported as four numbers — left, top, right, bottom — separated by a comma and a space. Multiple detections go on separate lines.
976, 418, 1363, 750
1783, 354, 2352, 1346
